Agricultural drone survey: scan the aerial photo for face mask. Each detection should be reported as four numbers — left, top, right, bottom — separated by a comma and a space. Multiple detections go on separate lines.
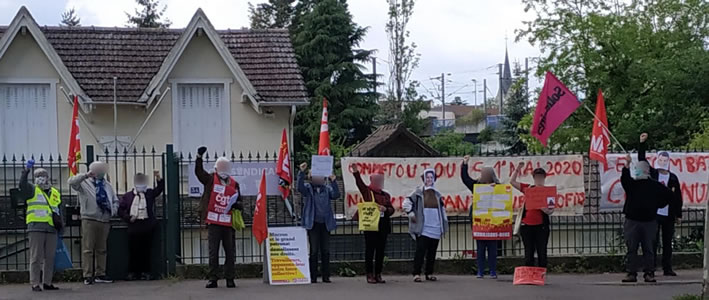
95, 173, 105, 180
218, 171, 230, 179
634, 168, 643, 178
135, 184, 148, 193
35, 176, 50, 189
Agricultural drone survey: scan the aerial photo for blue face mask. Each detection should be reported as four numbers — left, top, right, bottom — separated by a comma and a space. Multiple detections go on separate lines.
634, 168, 643, 178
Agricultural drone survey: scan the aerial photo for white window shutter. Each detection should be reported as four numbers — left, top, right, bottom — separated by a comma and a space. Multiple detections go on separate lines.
176, 84, 226, 153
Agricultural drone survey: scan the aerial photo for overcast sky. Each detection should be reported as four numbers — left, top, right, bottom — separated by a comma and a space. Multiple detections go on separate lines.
0, 0, 543, 106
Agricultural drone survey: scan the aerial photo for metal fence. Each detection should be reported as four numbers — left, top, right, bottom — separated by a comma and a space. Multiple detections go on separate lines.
0, 145, 706, 273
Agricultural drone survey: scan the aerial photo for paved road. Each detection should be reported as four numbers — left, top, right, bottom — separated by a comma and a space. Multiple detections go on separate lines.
1, 270, 702, 300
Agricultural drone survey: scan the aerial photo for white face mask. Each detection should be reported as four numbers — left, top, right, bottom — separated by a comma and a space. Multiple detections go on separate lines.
35, 176, 50, 189
135, 184, 148, 193
218, 171, 230, 180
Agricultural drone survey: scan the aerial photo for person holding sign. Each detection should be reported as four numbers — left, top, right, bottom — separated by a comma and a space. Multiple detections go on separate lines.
639, 133, 683, 276
194, 147, 242, 289
352, 164, 394, 284
620, 154, 672, 283
510, 164, 554, 268
460, 155, 501, 279
298, 162, 339, 283
404, 169, 449, 282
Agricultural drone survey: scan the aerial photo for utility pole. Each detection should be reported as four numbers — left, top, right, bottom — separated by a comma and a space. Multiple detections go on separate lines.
441, 73, 445, 122
472, 79, 477, 107
372, 57, 377, 100
483, 79, 487, 120
525, 57, 530, 103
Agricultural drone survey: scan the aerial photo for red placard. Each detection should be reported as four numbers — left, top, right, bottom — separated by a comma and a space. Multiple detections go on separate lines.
524, 186, 557, 210
513, 267, 546, 286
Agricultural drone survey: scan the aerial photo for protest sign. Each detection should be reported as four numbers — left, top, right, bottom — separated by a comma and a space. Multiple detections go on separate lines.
599, 153, 709, 211
266, 227, 311, 285
310, 155, 334, 177
341, 156, 585, 219
358, 201, 381, 231
472, 184, 513, 240
188, 161, 279, 197
524, 186, 557, 210
513, 267, 547, 286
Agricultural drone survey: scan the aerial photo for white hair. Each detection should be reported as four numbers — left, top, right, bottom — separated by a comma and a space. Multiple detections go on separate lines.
89, 161, 108, 173
215, 157, 231, 170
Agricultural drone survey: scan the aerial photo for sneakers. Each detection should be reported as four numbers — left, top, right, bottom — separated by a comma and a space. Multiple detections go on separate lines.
42, 284, 59, 290
644, 273, 656, 283
664, 270, 677, 276
622, 273, 637, 283
83, 277, 94, 285
205, 280, 218, 288
476, 273, 484, 279
94, 276, 113, 284
226, 279, 236, 288
490, 272, 498, 279
31, 285, 42, 292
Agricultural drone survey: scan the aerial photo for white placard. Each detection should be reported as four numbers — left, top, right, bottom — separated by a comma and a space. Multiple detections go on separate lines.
310, 155, 334, 177
266, 227, 311, 285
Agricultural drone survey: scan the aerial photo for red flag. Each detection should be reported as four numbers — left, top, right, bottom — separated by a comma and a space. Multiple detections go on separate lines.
276, 129, 291, 199
67, 95, 81, 176
318, 97, 330, 155
589, 89, 610, 170
252, 170, 268, 244
530, 72, 581, 146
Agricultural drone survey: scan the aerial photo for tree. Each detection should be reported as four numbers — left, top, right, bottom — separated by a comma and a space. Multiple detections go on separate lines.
451, 96, 466, 105
498, 63, 529, 153
517, 0, 709, 151
248, 0, 296, 29
291, 0, 376, 162
688, 117, 709, 150
126, 0, 171, 28
60, 8, 80, 27
424, 130, 477, 155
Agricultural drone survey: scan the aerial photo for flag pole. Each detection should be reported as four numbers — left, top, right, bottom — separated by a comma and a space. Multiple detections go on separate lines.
582, 104, 627, 153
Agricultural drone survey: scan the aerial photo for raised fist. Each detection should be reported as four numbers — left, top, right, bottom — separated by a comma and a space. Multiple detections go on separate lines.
26, 159, 35, 169
640, 133, 648, 143
197, 146, 207, 156
463, 155, 470, 164
351, 164, 360, 173
299, 162, 308, 172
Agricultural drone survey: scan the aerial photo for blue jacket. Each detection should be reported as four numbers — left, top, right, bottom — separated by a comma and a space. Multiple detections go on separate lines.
298, 171, 339, 231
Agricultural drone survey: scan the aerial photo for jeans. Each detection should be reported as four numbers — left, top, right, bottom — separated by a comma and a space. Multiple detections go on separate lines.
364, 231, 388, 274
412, 236, 440, 276
207, 225, 236, 281
655, 216, 675, 272
308, 222, 331, 280
476, 240, 498, 274
520, 225, 550, 267
624, 219, 657, 275
29, 232, 57, 286
128, 228, 154, 275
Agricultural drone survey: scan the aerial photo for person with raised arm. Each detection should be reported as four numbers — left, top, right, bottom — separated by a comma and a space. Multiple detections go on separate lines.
352, 164, 394, 284
510, 163, 554, 268
460, 155, 501, 279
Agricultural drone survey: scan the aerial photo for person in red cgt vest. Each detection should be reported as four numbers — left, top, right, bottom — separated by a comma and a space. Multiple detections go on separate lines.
194, 146, 242, 289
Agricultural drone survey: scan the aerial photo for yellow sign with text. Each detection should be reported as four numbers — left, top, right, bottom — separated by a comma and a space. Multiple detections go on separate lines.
358, 201, 380, 231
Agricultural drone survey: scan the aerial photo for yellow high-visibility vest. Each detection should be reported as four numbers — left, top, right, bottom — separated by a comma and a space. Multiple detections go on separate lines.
25, 186, 61, 226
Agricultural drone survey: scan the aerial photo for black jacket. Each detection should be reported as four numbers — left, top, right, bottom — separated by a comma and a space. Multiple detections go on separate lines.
621, 167, 672, 222
638, 143, 683, 219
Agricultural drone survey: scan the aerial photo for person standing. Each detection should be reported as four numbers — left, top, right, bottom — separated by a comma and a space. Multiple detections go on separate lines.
298, 162, 339, 283
510, 164, 554, 268
20, 160, 61, 292
118, 171, 164, 281
638, 133, 683, 276
460, 155, 501, 279
194, 147, 241, 289
404, 169, 448, 282
620, 154, 672, 283
352, 164, 394, 284
69, 161, 118, 285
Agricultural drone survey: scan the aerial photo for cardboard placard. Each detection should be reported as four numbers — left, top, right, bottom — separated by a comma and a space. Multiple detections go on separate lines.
513, 266, 546, 286
310, 155, 334, 177
266, 227, 311, 285
523, 186, 557, 210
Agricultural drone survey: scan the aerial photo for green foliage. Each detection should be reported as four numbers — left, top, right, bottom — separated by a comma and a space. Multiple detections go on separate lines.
337, 262, 357, 277
477, 127, 494, 144
517, 0, 709, 150
688, 117, 709, 150
673, 294, 700, 300
498, 63, 529, 153
248, 0, 296, 29
518, 109, 590, 153
60, 8, 80, 27
457, 109, 485, 126
424, 130, 477, 155
126, 0, 171, 28
291, 0, 377, 156
376, 81, 430, 135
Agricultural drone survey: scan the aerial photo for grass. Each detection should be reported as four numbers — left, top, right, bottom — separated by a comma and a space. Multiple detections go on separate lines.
673, 294, 701, 300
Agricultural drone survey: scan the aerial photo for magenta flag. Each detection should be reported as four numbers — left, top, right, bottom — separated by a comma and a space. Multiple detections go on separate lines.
530, 72, 581, 146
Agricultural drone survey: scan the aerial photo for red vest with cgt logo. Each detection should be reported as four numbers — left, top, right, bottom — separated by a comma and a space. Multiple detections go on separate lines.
206, 173, 238, 227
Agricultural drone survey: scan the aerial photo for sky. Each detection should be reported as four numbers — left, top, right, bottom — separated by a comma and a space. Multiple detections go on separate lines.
0, 0, 543, 107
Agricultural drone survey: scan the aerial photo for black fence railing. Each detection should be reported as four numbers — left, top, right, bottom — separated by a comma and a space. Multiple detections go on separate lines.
0, 145, 706, 272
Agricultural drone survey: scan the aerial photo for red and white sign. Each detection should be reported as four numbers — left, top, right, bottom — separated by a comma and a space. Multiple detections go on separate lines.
341, 156, 585, 219
600, 153, 709, 211
513, 267, 546, 286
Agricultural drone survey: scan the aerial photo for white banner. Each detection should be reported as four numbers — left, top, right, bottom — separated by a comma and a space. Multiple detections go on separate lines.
187, 161, 279, 197
600, 153, 709, 211
341, 155, 585, 219
266, 227, 311, 285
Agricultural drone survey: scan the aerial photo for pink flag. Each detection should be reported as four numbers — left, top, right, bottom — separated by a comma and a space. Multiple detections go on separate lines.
530, 72, 581, 146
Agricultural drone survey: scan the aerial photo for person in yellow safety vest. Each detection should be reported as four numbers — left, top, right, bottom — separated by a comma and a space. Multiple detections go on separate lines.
19, 159, 61, 292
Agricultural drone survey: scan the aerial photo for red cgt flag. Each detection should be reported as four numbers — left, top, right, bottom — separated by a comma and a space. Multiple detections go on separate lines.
276, 129, 292, 199
252, 170, 268, 244
67, 95, 81, 176
318, 97, 330, 155
530, 72, 581, 146
589, 89, 610, 170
